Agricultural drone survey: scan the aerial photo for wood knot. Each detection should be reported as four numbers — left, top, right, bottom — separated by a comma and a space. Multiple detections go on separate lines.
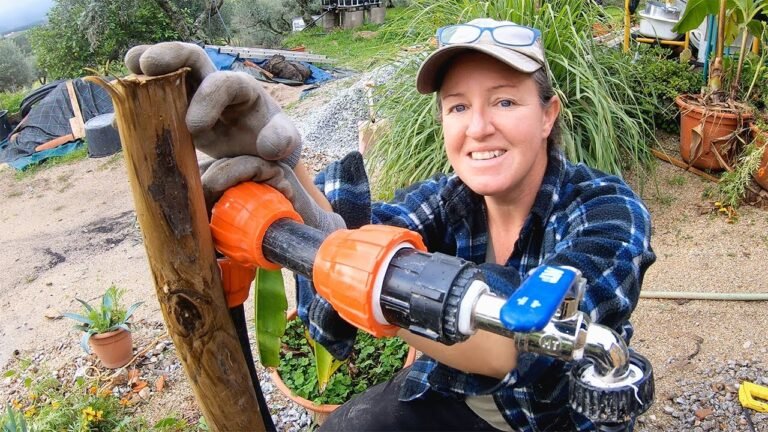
172, 295, 204, 336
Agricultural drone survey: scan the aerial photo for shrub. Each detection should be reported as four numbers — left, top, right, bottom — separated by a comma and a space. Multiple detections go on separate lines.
29, 0, 184, 80
0, 39, 35, 92
609, 45, 703, 133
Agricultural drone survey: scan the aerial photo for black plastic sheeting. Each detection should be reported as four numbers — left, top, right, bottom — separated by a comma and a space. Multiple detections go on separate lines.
0, 79, 113, 164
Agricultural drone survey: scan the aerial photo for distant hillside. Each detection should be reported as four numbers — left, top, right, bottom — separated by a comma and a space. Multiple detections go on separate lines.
1, 20, 46, 37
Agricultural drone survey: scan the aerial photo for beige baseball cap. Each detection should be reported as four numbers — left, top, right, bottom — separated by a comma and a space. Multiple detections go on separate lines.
416, 18, 547, 94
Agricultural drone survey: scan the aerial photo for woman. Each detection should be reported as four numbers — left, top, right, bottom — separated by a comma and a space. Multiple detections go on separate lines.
127, 18, 655, 431
289, 18, 656, 431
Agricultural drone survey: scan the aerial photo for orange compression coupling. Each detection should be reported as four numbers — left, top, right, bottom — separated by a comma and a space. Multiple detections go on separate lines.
210, 182, 303, 270
218, 258, 255, 307
313, 225, 427, 338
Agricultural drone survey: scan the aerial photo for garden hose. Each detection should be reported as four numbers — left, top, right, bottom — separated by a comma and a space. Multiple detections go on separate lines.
229, 304, 277, 432
640, 291, 768, 301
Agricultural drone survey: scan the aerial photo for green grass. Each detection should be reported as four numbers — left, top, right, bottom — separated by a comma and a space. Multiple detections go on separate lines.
14, 145, 89, 180
667, 174, 687, 186
282, 7, 415, 70
0, 88, 27, 115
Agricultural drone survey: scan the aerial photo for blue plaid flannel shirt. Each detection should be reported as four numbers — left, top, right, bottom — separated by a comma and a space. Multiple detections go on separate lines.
295, 147, 655, 431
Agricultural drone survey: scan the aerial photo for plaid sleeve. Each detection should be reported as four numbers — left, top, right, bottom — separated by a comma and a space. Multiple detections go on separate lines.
370, 174, 453, 250
295, 152, 371, 359
544, 178, 655, 340
296, 154, 455, 359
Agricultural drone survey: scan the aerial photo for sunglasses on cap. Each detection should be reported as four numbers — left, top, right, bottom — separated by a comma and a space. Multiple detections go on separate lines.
436, 24, 541, 48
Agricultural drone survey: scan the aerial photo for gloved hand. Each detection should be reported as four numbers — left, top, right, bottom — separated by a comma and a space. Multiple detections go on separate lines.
124, 42, 301, 166
202, 155, 345, 233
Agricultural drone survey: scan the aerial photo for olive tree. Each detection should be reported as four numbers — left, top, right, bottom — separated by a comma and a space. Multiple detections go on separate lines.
0, 39, 35, 92
30, 0, 233, 80
231, 0, 320, 47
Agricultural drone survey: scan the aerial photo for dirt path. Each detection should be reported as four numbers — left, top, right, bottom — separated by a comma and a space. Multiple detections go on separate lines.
1, 118, 766, 429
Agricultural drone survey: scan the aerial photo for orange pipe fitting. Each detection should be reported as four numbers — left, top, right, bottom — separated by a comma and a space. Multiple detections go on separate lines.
313, 225, 427, 337
210, 182, 303, 269
218, 258, 255, 307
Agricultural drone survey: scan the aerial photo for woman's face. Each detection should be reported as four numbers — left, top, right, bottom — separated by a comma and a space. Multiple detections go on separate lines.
439, 52, 559, 202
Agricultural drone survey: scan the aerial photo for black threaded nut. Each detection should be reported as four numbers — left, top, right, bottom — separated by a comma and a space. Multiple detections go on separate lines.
569, 352, 655, 425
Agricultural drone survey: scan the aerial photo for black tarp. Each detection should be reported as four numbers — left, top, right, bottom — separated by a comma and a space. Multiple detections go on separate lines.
0, 79, 113, 165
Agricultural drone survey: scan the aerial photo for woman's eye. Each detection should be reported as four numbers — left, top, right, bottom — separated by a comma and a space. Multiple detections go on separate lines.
499, 99, 514, 108
449, 104, 467, 113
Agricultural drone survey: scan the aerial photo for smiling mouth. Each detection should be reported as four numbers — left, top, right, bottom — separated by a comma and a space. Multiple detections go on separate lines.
470, 150, 507, 161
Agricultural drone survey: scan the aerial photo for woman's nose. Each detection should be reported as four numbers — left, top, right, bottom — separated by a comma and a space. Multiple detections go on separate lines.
465, 108, 494, 140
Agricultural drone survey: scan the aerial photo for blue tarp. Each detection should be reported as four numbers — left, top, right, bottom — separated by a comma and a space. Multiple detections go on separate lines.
205, 47, 238, 71
304, 62, 334, 85
6, 141, 84, 171
204, 48, 335, 85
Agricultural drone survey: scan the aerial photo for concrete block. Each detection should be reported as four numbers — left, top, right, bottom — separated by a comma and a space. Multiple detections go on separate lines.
369, 7, 386, 25
322, 11, 339, 31
342, 10, 365, 29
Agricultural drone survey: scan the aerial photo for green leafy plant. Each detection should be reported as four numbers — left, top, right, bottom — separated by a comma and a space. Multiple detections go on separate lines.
674, 0, 768, 99
624, 46, 703, 133
368, 0, 656, 197
717, 140, 767, 208
0, 362, 206, 432
254, 268, 288, 367
278, 318, 409, 405
1, 404, 30, 432
62, 285, 143, 353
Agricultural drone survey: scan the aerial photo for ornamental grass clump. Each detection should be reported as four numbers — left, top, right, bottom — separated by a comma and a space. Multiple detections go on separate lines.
368, 0, 656, 198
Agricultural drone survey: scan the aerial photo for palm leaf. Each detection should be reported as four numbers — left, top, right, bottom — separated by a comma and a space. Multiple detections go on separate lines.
254, 268, 287, 368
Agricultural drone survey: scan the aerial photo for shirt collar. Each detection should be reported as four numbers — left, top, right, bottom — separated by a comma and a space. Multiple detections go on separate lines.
443, 146, 567, 229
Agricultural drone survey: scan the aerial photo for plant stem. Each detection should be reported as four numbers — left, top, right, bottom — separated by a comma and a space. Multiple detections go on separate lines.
730, 29, 751, 100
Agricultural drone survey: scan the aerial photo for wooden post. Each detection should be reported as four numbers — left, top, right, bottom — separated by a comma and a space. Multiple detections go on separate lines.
87, 70, 265, 431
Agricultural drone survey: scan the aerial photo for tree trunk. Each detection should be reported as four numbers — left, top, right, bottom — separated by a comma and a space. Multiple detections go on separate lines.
192, 0, 225, 40
85, 70, 265, 431
152, 0, 193, 40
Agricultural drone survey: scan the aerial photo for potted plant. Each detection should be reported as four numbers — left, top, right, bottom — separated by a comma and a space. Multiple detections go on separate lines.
672, 0, 767, 170
63, 285, 143, 369
269, 310, 416, 424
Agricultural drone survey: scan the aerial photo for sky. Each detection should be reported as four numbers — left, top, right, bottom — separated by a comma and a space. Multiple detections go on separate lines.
0, 0, 54, 34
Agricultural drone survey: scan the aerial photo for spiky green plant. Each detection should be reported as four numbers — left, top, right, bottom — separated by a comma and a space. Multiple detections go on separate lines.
369, 0, 655, 198
62, 285, 143, 353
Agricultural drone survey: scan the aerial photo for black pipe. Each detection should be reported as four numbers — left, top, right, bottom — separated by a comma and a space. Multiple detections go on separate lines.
229, 304, 277, 431
262, 218, 325, 278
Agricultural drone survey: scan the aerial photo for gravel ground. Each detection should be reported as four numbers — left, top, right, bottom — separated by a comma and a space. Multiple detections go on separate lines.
292, 64, 399, 161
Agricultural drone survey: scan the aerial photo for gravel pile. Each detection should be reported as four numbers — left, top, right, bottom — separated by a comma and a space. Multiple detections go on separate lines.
292, 65, 399, 162
638, 360, 768, 432
254, 365, 312, 432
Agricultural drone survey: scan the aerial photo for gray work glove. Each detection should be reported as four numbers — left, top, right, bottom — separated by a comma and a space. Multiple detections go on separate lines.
124, 42, 301, 166
202, 156, 345, 233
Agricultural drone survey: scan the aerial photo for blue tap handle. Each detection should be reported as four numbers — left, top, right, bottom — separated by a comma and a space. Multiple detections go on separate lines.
499, 266, 578, 332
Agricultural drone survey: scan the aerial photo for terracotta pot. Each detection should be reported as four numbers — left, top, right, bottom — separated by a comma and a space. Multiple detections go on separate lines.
750, 124, 768, 191
270, 309, 417, 424
675, 95, 753, 171
89, 329, 134, 369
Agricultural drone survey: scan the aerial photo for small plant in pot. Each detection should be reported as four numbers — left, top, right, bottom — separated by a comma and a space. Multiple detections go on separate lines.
672, 0, 767, 171
269, 310, 416, 424
63, 285, 143, 369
